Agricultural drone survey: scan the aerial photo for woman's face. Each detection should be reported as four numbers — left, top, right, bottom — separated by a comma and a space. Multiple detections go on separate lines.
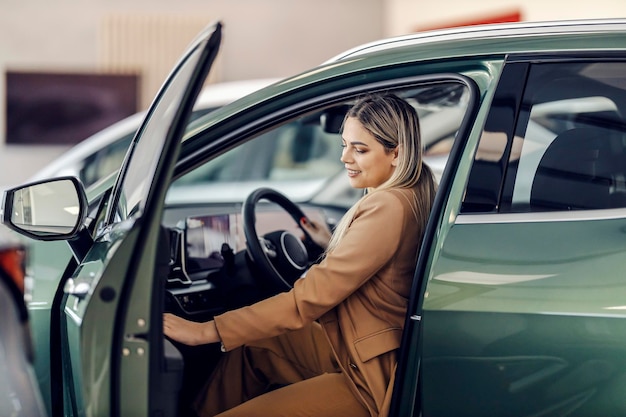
341, 117, 398, 189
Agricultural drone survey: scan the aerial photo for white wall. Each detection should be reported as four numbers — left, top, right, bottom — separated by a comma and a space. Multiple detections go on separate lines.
2, 0, 626, 187
386, 0, 626, 36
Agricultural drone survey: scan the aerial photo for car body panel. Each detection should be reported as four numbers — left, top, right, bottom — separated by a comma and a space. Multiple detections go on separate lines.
422, 215, 626, 415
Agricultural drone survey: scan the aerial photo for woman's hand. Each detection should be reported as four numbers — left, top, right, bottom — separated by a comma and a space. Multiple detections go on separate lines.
300, 217, 332, 249
163, 313, 220, 346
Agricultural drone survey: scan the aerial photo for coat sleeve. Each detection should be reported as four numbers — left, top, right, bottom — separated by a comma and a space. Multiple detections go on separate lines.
214, 190, 408, 351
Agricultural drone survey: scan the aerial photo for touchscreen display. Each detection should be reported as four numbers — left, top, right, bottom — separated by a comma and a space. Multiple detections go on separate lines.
183, 208, 324, 276
185, 214, 238, 273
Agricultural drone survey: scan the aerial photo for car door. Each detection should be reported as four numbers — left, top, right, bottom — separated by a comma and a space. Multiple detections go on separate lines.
417, 57, 626, 416
57, 21, 223, 417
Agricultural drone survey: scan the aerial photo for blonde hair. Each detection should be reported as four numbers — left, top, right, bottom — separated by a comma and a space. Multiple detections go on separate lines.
326, 93, 437, 253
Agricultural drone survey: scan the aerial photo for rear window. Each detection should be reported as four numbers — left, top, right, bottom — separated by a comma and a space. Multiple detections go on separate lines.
463, 60, 626, 213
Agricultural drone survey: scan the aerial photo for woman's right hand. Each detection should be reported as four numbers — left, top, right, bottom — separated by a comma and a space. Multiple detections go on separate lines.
300, 217, 332, 249
163, 313, 220, 346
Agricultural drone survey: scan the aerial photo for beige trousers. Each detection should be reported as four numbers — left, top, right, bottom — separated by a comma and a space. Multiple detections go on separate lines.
192, 322, 370, 417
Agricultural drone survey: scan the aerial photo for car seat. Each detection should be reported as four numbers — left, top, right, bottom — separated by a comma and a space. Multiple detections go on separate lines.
530, 127, 626, 211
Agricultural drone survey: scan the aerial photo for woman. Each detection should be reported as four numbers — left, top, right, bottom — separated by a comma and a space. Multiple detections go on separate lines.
164, 93, 437, 417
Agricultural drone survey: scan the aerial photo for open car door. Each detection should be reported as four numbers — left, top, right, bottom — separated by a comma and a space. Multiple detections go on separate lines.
102, 20, 223, 417
0, 21, 223, 417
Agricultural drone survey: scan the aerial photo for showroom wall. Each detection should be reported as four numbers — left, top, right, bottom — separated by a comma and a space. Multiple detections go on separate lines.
1, 0, 625, 186
386, 0, 626, 35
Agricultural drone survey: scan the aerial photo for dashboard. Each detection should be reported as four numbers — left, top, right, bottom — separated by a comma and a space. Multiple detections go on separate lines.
161, 202, 341, 319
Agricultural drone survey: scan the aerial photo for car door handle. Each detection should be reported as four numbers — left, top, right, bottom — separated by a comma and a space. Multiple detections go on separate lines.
64, 278, 90, 299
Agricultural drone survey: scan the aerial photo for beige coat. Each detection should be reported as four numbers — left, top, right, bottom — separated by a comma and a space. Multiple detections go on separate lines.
214, 187, 425, 417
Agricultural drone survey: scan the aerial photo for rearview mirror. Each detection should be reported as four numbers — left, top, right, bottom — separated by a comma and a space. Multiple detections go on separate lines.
320, 104, 350, 134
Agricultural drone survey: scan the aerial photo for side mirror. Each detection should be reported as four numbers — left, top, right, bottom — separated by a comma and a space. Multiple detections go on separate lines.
1, 177, 88, 241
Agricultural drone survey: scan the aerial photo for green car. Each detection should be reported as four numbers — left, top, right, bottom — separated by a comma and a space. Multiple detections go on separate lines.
4, 18, 626, 417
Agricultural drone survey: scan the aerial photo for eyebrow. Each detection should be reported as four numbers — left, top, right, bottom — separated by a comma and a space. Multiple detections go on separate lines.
342, 138, 370, 147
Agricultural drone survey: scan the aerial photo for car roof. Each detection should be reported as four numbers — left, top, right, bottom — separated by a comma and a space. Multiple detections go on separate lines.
326, 18, 626, 62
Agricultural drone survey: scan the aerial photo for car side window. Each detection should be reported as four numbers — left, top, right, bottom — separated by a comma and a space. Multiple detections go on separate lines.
500, 62, 626, 212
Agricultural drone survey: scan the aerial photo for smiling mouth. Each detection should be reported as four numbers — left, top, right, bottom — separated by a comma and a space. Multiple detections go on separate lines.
347, 169, 361, 177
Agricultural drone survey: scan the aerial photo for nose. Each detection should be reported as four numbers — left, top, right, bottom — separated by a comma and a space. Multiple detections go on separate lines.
340, 146, 351, 163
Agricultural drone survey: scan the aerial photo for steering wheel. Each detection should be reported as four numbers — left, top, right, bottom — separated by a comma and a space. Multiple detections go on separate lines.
242, 187, 322, 291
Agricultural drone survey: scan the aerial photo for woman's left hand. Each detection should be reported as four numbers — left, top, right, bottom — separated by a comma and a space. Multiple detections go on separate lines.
163, 313, 220, 346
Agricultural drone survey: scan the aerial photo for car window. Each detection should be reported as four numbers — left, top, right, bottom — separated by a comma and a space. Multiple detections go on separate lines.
168, 82, 470, 205
462, 61, 626, 213
173, 119, 342, 183
501, 62, 626, 212
169, 112, 345, 201
78, 106, 221, 189
80, 132, 134, 188
112, 23, 221, 222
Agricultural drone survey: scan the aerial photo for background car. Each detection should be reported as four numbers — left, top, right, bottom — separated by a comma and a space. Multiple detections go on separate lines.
0, 227, 47, 417
4, 18, 626, 417
29, 78, 280, 188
